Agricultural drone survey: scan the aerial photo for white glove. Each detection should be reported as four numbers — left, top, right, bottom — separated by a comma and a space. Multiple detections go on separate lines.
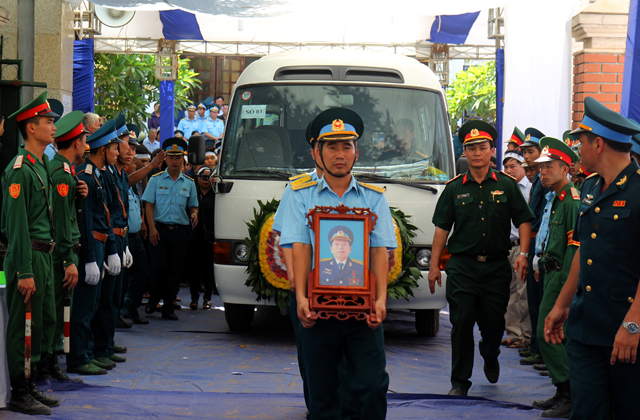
532, 255, 540, 272
105, 253, 122, 276
85, 262, 100, 286
124, 246, 133, 268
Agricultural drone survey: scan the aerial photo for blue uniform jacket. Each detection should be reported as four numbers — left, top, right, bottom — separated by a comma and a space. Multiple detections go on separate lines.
177, 117, 202, 140
566, 161, 640, 347
141, 169, 198, 225
318, 257, 365, 287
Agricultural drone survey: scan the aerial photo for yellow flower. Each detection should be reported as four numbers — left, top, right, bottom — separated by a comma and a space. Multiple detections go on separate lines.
387, 220, 403, 284
258, 215, 290, 290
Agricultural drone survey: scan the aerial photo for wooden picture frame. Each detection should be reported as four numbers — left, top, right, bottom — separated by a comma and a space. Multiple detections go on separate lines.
306, 204, 378, 322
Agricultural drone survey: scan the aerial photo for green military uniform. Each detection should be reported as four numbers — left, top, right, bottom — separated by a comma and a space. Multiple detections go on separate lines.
2, 92, 61, 415
530, 137, 581, 416
432, 120, 535, 393
563, 97, 640, 419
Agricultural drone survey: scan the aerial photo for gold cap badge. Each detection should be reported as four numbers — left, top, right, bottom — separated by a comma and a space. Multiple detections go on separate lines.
526, 134, 531, 141
172, 144, 178, 150
470, 128, 479, 137
331, 119, 345, 132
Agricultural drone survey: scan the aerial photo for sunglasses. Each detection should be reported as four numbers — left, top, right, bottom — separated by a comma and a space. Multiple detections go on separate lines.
198, 174, 212, 181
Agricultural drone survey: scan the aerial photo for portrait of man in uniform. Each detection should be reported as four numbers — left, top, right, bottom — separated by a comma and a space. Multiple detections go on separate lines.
318, 225, 365, 287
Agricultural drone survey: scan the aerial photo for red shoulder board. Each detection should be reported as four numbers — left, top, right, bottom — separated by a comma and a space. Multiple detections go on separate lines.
570, 187, 580, 200
13, 155, 24, 169
63, 162, 71, 174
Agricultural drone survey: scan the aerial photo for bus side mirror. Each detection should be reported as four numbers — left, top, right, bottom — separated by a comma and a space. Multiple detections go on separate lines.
187, 135, 205, 165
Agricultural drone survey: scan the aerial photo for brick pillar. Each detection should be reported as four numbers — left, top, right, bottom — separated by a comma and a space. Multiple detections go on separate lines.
571, 0, 629, 128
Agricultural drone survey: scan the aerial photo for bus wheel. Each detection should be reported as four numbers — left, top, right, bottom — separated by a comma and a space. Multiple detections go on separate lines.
415, 309, 440, 337
224, 303, 255, 331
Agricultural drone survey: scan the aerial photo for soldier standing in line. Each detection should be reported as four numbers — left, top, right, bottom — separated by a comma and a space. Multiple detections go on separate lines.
428, 120, 534, 396
3, 92, 62, 414
529, 137, 580, 418
280, 108, 395, 420
66, 120, 122, 376
545, 97, 640, 419
38, 111, 90, 383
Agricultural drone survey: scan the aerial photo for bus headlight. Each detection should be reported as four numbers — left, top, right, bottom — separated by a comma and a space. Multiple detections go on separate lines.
235, 244, 249, 262
415, 248, 432, 268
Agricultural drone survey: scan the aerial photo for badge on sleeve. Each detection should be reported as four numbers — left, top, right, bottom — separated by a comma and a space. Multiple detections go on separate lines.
9, 184, 20, 199
57, 184, 69, 197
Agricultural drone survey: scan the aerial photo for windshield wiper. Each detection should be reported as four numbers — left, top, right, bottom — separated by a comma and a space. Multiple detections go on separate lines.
354, 173, 438, 194
237, 169, 292, 180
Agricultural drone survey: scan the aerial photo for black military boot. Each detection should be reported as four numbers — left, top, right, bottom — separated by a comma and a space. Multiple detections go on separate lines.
27, 374, 61, 408
532, 384, 562, 410
7, 376, 52, 415
35, 355, 53, 382
49, 353, 83, 383
541, 382, 572, 418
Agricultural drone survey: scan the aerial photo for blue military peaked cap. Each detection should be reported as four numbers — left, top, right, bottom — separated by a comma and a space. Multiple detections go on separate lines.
521, 128, 545, 147
328, 225, 354, 245
163, 137, 188, 156
571, 97, 640, 143
310, 108, 364, 143
115, 112, 130, 137
629, 119, 640, 155
126, 123, 140, 145
87, 119, 124, 150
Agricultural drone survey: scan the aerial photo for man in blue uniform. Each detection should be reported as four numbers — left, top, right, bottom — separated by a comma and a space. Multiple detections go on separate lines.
202, 106, 224, 147
67, 120, 122, 376
318, 226, 364, 287
142, 137, 198, 320
195, 103, 207, 124
177, 105, 201, 140
545, 97, 640, 420
520, 127, 547, 366
280, 108, 395, 420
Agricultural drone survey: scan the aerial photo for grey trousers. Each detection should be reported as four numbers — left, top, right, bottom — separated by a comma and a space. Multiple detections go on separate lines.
504, 244, 532, 342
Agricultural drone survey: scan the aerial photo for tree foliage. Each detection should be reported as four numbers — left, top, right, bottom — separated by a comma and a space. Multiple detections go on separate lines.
94, 53, 201, 131
446, 61, 496, 129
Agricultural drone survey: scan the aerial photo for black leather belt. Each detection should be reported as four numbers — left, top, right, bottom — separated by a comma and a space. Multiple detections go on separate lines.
31, 240, 55, 254
72, 243, 81, 254
543, 259, 563, 272
155, 222, 186, 231
460, 253, 507, 263
129, 231, 140, 238
510, 239, 520, 247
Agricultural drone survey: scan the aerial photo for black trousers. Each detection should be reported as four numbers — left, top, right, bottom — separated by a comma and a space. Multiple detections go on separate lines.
187, 238, 216, 302
149, 224, 187, 314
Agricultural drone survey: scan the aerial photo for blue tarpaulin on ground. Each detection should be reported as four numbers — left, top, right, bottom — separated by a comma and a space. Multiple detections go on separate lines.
622, 0, 640, 121
72, 38, 95, 113
160, 10, 204, 41
429, 11, 480, 45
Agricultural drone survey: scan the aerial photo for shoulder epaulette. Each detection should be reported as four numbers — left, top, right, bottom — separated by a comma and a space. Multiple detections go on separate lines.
63, 162, 71, 174
183, 174, 194, 181
445, 173, 463, 184
570, 187, 580, 200
12, 155, 23, 169
151, 171, 164, 177
290, 174, 312, 185
290, 179, 317, 191
585, 172, 598, 180
358, 182, 386, 193
499, 170, 517, 181
289, 172, 310, 181
84, 164, 93, 174
180, 118, 186, 121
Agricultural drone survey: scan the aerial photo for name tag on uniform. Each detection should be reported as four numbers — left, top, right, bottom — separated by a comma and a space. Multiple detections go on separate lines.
457, 193, 470, 199
182, 188, 188, 192
159, 186, 168, 190
613, 200, 626, 207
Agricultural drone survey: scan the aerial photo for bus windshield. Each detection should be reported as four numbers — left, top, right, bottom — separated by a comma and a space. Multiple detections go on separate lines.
221, 84, 452, 182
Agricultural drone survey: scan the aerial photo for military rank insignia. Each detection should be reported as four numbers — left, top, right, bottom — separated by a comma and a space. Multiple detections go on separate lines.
27, 154, 36, 165
9, 183, 20, 199
57, 184, 69, 197
613, 201, 626, 207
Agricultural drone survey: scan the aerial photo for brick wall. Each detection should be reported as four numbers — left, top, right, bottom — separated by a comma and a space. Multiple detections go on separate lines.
572, 53, 625, 128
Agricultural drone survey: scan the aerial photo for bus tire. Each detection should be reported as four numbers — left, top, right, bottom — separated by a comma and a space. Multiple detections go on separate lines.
415, 309, 440, 337
224, 303, 255, 331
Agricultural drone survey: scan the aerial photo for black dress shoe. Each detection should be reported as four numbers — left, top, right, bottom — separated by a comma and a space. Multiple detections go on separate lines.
145, 302, 157, 315
125, 309, 150, 325
447, 386, 468, 396
483, 356, 500, 384
533, 363, 548, 371
162, 312, 179, 321
116, 314, 133, 328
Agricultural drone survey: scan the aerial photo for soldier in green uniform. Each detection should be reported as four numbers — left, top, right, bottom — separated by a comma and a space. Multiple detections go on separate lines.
2, 92, 62, 415
429, 120, 535, 396
36, 111, 90, 383
545, 97, 640, 420
530, 137, 580, 418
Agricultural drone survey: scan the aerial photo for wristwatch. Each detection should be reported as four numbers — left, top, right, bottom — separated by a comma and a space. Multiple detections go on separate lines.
519, 252, 529, 258
622, 321, 640, 334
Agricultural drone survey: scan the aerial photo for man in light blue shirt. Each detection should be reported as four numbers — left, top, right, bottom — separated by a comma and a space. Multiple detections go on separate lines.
195, 103, 208, 124
202, 106, 225, 147
279, 108, 394, 420
176, 104, 201, 140
143, 128, 161, 153
142, 137, 198, 320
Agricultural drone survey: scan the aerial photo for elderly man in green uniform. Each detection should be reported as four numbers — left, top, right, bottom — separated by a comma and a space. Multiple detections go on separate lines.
2, 92, 62, 415
529, 137, 580, 418
545, 97, 640, 420
37, 111, 90, 383
429, 120, 535, 396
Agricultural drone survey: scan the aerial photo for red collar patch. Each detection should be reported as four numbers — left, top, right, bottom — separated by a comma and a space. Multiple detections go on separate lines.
463, 174, 468, 184
558, 190, 567, 201
27, 154, 36, 165
491, 171, 497, 181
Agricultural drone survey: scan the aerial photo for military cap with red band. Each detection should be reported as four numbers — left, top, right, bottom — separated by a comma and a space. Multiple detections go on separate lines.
505, 126, 525, 146
535, 136, 579, 166
458, 120, 498, 146
55, 111, 90, 142
8, 91, 60, 122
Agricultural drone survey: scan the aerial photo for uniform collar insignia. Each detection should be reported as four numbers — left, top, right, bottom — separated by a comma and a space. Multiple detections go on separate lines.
27, 154, 36, 165
616, 175, 627, 186
558, 190, 567, 201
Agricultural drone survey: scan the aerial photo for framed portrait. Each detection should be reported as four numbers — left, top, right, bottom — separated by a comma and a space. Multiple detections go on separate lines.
306, 204, 378, 321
